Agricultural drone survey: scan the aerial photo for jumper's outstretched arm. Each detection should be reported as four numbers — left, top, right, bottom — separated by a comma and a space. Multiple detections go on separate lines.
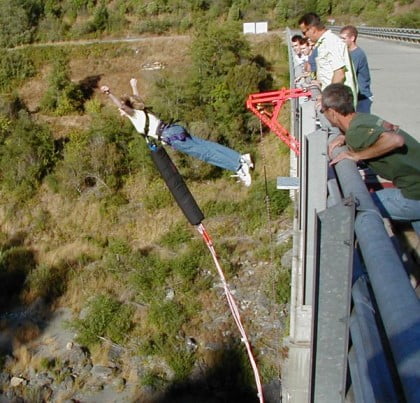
100, 85, 123, 108
130, 78, 140, 97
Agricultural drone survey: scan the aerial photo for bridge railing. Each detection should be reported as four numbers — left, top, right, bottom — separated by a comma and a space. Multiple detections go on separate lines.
281, 28, 420, 403
329, 25, 420, 43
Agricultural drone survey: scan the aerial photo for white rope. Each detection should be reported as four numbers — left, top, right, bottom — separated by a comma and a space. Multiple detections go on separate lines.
197, 223, 264, 403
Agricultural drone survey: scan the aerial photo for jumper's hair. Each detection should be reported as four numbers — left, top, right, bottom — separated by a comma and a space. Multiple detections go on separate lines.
120, 94, 145, 110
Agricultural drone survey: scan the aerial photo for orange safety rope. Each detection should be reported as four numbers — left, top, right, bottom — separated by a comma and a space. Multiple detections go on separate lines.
197, 223, 264, 403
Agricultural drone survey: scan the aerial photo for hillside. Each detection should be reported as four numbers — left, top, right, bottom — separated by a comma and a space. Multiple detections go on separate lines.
0, 0, 419, 52
0, 28, 294, 402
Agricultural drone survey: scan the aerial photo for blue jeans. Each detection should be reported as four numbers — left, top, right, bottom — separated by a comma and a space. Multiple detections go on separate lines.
356, 96, 372, 113
371, 188, 420, 234
161, 125, 241, 172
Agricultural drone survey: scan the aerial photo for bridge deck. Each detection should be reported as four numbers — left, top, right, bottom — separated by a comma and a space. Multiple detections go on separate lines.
358, 36, 420, 141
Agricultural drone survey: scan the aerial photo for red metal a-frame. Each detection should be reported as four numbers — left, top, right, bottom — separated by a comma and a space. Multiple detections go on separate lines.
246, 88, 311, 155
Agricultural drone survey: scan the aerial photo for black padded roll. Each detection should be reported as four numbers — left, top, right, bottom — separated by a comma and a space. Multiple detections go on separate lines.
150, 146, 204, 225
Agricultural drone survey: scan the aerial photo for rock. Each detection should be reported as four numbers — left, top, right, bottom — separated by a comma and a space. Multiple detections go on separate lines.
186, 337, 198, 352
165, 288, 175, 301
111, 376, 126, 391
30, 372, 54, 388
90, 365, 113, 379
281, 248, 293, 268
39, 385, 53, 401
10, 376, 25, 387
64, 345, 91, 373
60, 375, 75, 391
78, 307, 90, 320
204, 342, 223, 351
277, 229, 293, 244
263, 378, 282, 403
0, 372, 10, 387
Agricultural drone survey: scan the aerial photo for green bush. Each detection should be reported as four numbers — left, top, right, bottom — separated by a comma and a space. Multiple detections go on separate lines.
0, 50, 35, 91
239, 180, 290, 232
140, 333, 195, 383
159, 222, 193, 249
52, 128, 127, 197
274, 267, 291, 305
40, 51, 84, 115
142, 180, 175, 211
202, 199, 241, 217
140, 370, 167, 391
25, 263, 68, 301
0, 112, 56, 200
71, 294, 133, 347
391, 9, 420, 28
148, 300, 187, 335
130, 253, 171, 303
136, 19, 172, 35
0, 2, 35, 47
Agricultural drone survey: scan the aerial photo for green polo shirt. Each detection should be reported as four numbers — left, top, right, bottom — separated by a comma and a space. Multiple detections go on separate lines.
346, 113, 420, 200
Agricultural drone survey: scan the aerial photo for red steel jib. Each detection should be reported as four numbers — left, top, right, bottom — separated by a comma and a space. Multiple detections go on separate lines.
246, 88, 311, 155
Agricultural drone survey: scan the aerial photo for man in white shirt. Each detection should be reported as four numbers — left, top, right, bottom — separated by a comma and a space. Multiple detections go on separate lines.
298, 13, 358, 105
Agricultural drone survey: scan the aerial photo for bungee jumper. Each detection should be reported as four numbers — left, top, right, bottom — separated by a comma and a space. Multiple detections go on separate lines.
100, 79, 254, 186
98, 79, 265, 401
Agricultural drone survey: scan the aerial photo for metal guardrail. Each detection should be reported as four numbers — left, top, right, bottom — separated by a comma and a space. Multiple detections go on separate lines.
330, 25, 420, 43
281, 27, 420, 403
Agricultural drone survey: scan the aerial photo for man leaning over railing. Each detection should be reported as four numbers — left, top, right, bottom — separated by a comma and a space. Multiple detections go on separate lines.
321, 83, 420, 235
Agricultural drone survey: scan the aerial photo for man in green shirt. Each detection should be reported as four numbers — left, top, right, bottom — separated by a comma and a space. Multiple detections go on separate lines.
322, 83, 420, 233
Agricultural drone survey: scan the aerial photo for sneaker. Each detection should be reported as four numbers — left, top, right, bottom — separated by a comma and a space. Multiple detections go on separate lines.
240, 153, 254, 169
231, 163, 251, 187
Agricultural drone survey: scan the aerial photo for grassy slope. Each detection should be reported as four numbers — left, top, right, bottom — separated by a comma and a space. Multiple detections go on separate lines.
2, 31, 294, 390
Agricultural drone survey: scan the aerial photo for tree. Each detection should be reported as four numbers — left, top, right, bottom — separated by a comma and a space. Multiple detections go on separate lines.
0, 49, 35, 91
90, 1, 109, 32
148, 21, 271, 158
0, 1, 33, 47
0, 112, 55, 200
41, 51, 84, 116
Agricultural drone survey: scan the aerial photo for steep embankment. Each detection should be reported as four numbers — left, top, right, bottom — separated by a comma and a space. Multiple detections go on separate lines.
0, 32, 293, 402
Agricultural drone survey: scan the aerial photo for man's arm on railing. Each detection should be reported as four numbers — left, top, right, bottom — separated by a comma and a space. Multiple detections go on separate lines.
329, 131, 405, 164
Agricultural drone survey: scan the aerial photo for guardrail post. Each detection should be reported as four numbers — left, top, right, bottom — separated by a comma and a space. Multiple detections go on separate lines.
310, 198, 355, 402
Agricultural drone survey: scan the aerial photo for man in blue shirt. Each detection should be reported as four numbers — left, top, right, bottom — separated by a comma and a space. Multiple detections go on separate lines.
340, 25, 373, 113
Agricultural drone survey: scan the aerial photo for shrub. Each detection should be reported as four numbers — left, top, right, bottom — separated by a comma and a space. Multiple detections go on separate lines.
171, 241, 209, 283
0, 2, 34, 47
148, 300, 187, 335
140, 370, 167, 391
24, 263, 68, 302
142, 180, 175, 211
140, 333, 195, 382
159, 222, 193, 249
0, 50, 36, 91
52, 127, 128, 197
239, 179, 290, 232
0, 112, 56, 200
391, 9, 420, 28
130, 253, 171, 303
84, 97, 102, 115
40, 51, 84, 116
70, 294, 133, 347
136, 19, 172, 35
